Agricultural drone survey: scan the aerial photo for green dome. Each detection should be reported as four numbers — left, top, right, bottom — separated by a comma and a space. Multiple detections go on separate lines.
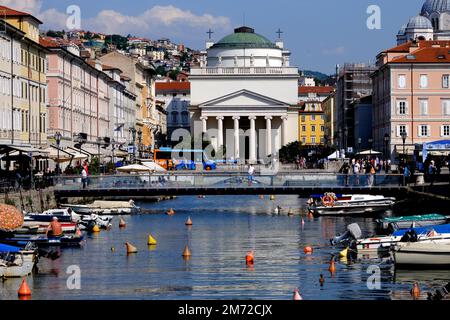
211, 26, 277, 49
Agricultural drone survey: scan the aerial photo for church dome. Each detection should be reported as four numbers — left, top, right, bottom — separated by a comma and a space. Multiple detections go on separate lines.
407, 15, 433, 29
211, 26, 277, 49
421, 0, 450, 15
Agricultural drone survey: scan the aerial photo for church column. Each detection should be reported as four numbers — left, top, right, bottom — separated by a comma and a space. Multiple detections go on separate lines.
265, 116, 272, 156
249, 116, 257, 163
233, 116, 240, 160
281, 115, 288, 146
216, 116, 224, 151
200, 116, 208, 133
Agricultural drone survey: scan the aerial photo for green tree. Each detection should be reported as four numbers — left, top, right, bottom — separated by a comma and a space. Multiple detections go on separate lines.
279, 141, 303, 163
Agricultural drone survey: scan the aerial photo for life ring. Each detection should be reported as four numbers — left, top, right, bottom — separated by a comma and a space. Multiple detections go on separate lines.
322, 195, 335, 207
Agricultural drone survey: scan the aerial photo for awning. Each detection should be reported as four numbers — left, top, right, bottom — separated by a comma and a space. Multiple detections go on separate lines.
423, 140, 450, 161
0, 144, 49, 155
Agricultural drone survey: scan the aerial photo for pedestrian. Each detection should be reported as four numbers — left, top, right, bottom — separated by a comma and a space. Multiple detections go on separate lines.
403, 165, 411, 186
340, 161, 351, 186
81, 166, 88, 189
428, 160, 436, 185
365, 161, 375, 187
353, 160, 361, 186
248, 164, 255, 186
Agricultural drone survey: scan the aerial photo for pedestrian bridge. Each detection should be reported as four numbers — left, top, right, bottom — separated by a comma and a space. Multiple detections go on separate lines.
53, 172, 415, 199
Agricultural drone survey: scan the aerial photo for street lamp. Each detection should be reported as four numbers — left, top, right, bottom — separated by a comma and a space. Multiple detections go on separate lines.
96, 136, 103, 174
384, 133, 390, 160
111, 138, 116, 174
368, 138, 373, 159
400, 131, 407, 162
357, 138, 362, 153
137, 128, 143, 159
129, 127, 137, 163
55, 131, 62, 175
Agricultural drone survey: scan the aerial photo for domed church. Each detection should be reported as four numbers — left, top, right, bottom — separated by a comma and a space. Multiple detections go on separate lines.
189, 26, 299, 164
398, 0, 450, 44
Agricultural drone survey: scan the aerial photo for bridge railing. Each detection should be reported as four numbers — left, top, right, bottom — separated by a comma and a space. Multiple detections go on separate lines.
53, 172, 405, 190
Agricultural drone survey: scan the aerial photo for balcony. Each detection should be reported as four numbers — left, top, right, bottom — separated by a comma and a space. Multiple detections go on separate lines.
190, 67, 298, 76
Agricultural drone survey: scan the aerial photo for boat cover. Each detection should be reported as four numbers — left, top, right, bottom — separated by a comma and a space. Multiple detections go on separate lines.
0, 243, 22, 253
393, 224, 450, 237
381, 214, 445, 223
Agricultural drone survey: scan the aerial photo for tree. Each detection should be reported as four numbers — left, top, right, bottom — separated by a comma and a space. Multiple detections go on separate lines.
279, 141, 303, 163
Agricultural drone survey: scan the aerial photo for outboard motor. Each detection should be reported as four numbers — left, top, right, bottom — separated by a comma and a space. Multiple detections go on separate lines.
400, 229, 418, 243
331, 223, 362, 246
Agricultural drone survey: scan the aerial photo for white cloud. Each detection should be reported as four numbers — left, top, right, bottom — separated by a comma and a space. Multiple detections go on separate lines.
0, 0, 42, 15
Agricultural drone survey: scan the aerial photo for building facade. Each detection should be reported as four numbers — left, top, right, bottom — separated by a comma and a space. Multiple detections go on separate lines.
155, 80, 190, 139
0, 6, 48, 148
322, 92, 337, 147
372, 40, 450, 160
190, 26, 299, 163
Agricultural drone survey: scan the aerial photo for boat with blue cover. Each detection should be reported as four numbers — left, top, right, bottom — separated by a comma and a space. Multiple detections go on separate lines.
0, 243, 37, 278
376, 214, 450, 234
0, 234, 84, 248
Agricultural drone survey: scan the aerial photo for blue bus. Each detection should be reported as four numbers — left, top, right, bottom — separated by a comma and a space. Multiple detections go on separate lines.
154, 148, 217, 171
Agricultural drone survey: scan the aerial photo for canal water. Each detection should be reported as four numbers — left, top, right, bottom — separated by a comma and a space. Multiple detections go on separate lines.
1, 195, 449, 300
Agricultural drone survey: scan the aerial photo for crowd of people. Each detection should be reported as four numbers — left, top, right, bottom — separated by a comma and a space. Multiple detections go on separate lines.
339, 158, 392, 187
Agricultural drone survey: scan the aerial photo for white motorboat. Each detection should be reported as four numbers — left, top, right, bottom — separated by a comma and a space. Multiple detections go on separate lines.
394, 242, 450, 268
308, 193, 395, 216
62, 200, 140, 215
0, 244, 37, 278
79, 214, 113, 230
24, 208, 81, 223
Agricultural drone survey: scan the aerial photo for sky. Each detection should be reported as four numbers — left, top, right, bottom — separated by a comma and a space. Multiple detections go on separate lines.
1, 0, 425, 74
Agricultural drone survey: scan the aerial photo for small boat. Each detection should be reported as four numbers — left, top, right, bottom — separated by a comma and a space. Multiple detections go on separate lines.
332, 223, 450, 254
0, 234, 84, 248
394, 242, 450, 268
17, 221, 78, 234
24, 208, 81, 223
376, 214, 450, 234
0, 243, 37, 278
308, 193, 395, 216
61, 200, 140, 215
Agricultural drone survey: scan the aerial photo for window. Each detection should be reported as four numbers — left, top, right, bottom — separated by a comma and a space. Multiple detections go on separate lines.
301, 115, 305, 122
321, 125, 325, 132
302, 125, 306, 132
320, 115, 325, 120
419, 125, 430, 137
302, 136, 306, 144
398, 75, 406, 88
420, 75, 428, 88
311, 115, 316, 121
443, 75, 449, 88
311, 125, 316, 132
397, 125, 407, 137
311, 137, 316, 144
442, 100, 450, 115
442, 125, 450, 137
419, 99, 428, 115
398, 100, 407, 115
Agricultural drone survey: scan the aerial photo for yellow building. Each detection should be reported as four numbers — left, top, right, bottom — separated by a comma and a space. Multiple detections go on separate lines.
299, 101, 326, 145
1, 6, 48, 148
322, 92, 336, 147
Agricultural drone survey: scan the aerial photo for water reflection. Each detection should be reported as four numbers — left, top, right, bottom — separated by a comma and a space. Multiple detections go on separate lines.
0, 195, 448, 300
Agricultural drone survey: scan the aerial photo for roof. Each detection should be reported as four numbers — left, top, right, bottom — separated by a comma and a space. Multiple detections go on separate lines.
211, 26, 277, 50
39, 37, 60, 48
406, 15, 432, 29
298, 86, 335, 95
155, 81, 190, 92
422, 0, 450, 15
0, 5, 43, 24
102, 64, 122, 72
382, 40, 450, 63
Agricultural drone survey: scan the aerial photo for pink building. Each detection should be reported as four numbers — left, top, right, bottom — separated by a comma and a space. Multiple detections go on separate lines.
372, 40, 450, 161
41, 37, 111, 148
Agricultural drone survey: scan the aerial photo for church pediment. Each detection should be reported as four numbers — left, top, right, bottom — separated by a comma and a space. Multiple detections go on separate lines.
199, 89, 289, 108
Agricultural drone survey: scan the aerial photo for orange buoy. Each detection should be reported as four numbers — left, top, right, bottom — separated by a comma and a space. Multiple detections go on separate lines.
245, 250, 254, 264
119, 217, 126, 228
18, 278, 31, 297
125, 242, 138, 254
185, 216, 193, 226
410, 282, 420, 299
329, 256, 336, 274
166, 208, 175, 215
182, 245, 191, 257
293, 288, 303, 300
319, 274, 325, 286
303, 246, 313, 254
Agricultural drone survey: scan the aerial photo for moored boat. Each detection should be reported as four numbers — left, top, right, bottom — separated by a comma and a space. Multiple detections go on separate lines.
376, 214, 450, 234
308, 193, 395, 216
394, 242, 450, 268
0, 243, 37, 278
0, 234, 84, 248
61, 200, 140, 215
24, 208, 81, 223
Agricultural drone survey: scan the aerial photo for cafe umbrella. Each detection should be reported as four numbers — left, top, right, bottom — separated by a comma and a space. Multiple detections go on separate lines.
0, 204, 24, 232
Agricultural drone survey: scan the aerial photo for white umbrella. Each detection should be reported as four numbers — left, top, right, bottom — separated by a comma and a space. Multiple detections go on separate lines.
356, 149, 382, 155
141, 161, 166, 172
116, 164, 152, 173
327, 151, 340, 160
